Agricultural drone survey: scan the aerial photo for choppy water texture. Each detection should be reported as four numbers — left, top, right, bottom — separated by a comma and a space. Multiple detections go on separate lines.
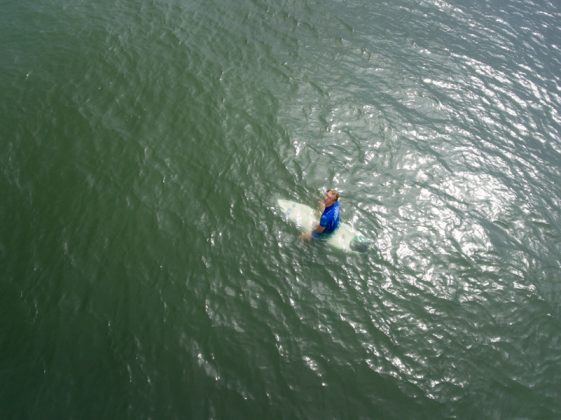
2, 0, 561, 418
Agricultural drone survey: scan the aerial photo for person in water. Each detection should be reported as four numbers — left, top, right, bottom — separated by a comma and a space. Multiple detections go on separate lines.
301, 189, 340, 240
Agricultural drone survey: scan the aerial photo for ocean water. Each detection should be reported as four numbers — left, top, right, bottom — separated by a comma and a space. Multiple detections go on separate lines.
1, 0, 561, 418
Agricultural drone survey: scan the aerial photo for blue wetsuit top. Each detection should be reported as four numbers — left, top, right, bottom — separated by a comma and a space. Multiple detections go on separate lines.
313, 201, 340, 238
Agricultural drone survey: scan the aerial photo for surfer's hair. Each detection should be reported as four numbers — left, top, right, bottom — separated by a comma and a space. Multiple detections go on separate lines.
327, 189, 339, 201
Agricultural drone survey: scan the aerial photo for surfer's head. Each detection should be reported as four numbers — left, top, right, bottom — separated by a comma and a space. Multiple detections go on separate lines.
324, 189, 339, 206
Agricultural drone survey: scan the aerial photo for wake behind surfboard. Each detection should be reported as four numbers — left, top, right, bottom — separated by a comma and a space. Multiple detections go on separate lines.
277, 199, 370, 252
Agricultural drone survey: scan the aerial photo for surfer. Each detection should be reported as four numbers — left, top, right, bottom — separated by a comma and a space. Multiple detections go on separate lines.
301, 189, 340, 240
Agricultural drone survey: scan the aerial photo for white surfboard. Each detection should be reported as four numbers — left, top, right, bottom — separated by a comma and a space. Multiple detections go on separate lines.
277, 199, 370, 252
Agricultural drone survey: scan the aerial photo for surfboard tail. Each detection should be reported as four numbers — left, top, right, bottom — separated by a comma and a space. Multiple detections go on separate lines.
350, 236, 371, 252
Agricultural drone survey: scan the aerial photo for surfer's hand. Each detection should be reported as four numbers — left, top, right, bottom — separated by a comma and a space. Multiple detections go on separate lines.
300, 231, 312, 241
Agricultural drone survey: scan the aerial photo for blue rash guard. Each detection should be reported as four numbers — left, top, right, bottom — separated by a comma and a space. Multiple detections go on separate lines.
312, 201, 340, 238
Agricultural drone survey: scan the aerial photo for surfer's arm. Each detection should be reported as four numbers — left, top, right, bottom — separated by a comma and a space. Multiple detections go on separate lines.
300, 224, 325, 240
310, 224, 325, 238
314, 224, 325, 233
